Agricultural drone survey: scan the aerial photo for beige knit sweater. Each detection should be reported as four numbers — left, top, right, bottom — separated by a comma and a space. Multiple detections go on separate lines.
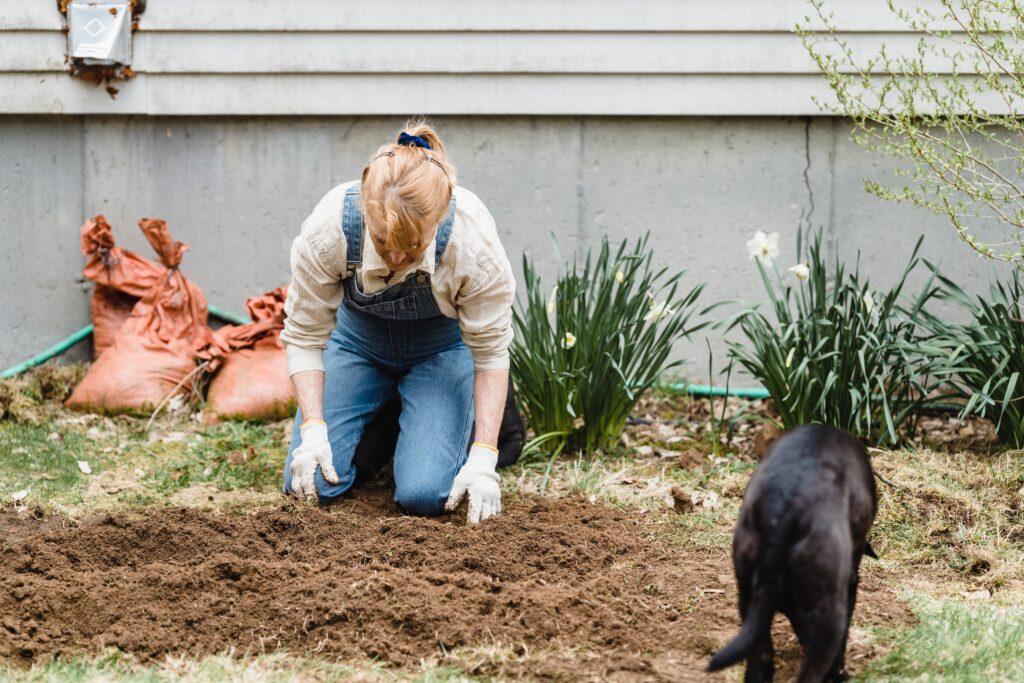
280, 181, 516, 375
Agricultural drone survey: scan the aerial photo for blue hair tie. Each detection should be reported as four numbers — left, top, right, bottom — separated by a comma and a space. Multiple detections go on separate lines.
397, 131, 432, 150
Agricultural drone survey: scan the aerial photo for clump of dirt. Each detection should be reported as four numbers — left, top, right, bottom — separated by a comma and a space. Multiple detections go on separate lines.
0, 494, 912, 680
0, 364, 86, 424
911, 413, 998, 452
0, 382, 34, 423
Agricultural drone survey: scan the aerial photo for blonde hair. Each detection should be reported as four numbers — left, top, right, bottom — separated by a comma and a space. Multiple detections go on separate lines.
361, 119, 457, 253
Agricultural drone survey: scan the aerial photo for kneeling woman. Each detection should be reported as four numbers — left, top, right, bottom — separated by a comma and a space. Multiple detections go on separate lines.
280, 122, 515, 524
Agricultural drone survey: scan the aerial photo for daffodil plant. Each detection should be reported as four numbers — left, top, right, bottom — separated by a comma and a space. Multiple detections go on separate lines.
921, 269, 1024, 447
511, 235, 707, 454
727, 227, 947, 444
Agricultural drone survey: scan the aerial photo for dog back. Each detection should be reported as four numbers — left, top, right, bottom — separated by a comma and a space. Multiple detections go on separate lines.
708, 424, 877, 680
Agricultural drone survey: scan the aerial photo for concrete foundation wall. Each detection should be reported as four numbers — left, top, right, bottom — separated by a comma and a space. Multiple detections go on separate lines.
0, 116, 1010, 381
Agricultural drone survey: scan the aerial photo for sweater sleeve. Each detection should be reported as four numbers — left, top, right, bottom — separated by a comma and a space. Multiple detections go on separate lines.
455, 251, 517, 371
279, 187, 349, 375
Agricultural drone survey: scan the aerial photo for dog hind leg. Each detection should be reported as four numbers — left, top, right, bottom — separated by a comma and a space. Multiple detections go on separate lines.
825, 555, 864, 681
744, 633, 775, 683
792, 607, 847, 683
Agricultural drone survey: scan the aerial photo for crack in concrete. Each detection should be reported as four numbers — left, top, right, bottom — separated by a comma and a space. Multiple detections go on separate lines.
576, 116, 587, 246
803, 116, 816, 227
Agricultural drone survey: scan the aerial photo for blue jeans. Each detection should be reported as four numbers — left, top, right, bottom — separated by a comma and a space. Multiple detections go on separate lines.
283, 304, 475, 515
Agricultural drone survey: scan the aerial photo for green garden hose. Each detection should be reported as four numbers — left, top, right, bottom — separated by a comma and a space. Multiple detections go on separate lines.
662, 383, 770, 399
0, 325, 96, 380
206, 304, 251, 326
0, 319, 963, 413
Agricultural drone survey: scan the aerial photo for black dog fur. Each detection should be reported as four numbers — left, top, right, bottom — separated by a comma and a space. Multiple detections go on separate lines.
707, 424, 878, 682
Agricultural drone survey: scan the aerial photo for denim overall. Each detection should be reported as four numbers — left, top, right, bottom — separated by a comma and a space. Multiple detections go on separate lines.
283, 185, 474, 514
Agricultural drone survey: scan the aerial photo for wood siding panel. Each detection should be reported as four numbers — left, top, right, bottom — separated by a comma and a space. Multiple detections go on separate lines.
128, 32, 962, 76
136, 0, 946, 32
0, 0, 962, 115
1, 31, 968, 76
0, 72, 839, 115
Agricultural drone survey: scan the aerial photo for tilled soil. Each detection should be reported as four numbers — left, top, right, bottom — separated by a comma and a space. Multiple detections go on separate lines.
0, 492, 912, 681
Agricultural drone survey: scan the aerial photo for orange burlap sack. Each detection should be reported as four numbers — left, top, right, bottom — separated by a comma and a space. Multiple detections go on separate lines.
200, 287, 295, 422
80, 215, 167, 357
67, 218, 211, 414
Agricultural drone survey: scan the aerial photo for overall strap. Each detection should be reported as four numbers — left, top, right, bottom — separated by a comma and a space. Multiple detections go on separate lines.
341, 185, 363, 275
433, 195, 458, 263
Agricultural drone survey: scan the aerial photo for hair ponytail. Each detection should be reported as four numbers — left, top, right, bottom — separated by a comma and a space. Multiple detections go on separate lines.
361, 119, 458, 252
401, 120, 447, 158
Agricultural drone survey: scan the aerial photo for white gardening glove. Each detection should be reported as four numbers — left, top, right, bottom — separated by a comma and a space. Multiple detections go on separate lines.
445, 445, 501, 524
289, 420, 340, 499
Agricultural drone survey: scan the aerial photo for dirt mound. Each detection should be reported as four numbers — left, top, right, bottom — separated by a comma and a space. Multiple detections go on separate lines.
0, 494, 911, 680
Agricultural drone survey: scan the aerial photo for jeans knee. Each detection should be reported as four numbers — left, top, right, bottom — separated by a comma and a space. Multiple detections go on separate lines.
395, 482, 448, 517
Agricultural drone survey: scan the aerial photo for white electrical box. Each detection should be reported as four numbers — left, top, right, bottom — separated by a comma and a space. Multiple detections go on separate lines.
67, 0, 133, 66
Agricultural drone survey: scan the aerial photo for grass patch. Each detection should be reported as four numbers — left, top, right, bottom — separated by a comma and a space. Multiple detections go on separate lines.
869, 447, 1024, 587
0, 365, 85, 424
1, 399, 289, 514
137, 421, 287, 496
0, 650, 476, 683
861, 593, 1024, 682
0, 424, 97, 506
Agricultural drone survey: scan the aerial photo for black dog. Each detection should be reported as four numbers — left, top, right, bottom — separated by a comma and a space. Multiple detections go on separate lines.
708, 424, 878, 682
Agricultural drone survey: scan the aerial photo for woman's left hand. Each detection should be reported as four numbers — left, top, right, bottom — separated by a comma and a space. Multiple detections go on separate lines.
445, 445, 501, 523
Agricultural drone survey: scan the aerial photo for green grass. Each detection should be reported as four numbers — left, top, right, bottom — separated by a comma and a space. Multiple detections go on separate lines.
868, 447, 1024, 586
136, 421, 286, 496
861, 593, 1024, 682
0, 424, 97, 505
1, 414, 287, 513
0, 650, 477, 683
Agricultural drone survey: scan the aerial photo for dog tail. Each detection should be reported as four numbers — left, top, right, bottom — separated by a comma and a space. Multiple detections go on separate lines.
706, 523, 788, 672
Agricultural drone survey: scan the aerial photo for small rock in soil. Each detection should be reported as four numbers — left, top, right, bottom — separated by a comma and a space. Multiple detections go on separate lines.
753, 423, 782, 459
671, 486, 695, 513
226, 451, 248, 466
677, 448, 705, 470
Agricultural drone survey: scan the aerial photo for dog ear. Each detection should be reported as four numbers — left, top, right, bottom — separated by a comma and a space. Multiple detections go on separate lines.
864, 541, 879, 559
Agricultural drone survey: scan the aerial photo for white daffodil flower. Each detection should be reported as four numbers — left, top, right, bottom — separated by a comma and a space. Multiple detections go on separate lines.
862, 291, 875, 314
614, 270, 625, 284
562, 332, 577, 349
547, 285, 558, 315
788, 262, 810, 281
746, 231, 781, 267
644, 301, 675, 323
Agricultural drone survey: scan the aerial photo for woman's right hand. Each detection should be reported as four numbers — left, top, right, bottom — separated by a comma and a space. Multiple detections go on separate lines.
289, 420, 340, 499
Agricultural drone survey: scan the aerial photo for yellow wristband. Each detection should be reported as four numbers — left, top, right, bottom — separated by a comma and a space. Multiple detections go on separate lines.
471, 442, 499, 454
301, 418, 327, 429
